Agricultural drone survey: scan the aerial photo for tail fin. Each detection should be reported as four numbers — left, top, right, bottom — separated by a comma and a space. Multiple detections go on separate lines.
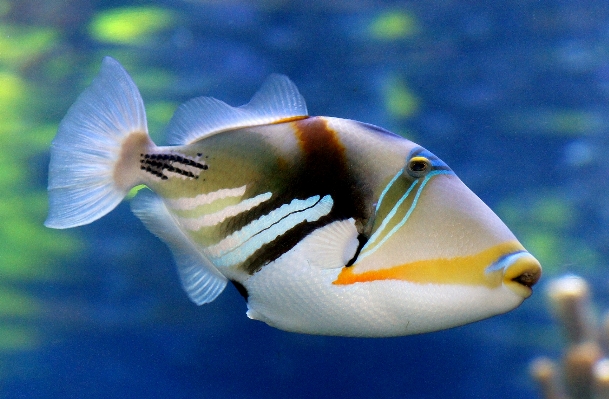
45, 57, 153, 229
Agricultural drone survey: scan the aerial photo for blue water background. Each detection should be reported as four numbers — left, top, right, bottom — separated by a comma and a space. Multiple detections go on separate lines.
3, 0, 609, 398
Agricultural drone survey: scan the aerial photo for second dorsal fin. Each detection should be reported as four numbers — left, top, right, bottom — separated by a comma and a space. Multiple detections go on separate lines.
165, 74, 308, 145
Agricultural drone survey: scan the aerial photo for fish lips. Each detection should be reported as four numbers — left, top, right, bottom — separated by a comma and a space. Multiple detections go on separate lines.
486, 251, 542, 298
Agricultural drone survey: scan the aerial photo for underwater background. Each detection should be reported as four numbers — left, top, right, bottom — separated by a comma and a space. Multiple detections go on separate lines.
3, 0, 609, 398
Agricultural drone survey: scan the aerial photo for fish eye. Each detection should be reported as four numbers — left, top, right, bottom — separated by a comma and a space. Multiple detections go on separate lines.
405, 156, 432, 178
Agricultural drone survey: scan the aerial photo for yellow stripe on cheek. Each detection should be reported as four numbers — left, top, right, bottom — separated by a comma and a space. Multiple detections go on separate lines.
333, 241, 524, 287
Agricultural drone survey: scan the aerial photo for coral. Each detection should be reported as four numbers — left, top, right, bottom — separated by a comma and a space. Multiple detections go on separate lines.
530, 275, 609, 399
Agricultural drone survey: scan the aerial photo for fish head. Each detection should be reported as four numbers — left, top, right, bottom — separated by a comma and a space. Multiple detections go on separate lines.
342, 143, 541, 319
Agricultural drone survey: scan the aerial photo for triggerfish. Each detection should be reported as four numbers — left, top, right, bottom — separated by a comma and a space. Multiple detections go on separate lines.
45, 57, 541, 337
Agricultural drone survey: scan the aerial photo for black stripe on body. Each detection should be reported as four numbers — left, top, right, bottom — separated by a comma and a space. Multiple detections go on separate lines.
140, 152, 208, 180
230, 117, 373, 275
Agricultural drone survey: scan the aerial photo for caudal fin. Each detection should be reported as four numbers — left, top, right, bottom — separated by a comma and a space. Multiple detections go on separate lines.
45, 57, 153, 229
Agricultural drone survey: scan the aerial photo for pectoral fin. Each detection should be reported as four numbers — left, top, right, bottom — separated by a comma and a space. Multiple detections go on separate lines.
304, 218, 360, 270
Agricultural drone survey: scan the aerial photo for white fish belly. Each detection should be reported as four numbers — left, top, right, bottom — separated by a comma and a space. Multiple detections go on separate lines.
244, 229, 525, 337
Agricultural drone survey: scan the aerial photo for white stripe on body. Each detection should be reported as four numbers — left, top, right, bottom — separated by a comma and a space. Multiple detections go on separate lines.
207, 195, 334, 268
178, 192, 273, 230
166, 185, 248, 210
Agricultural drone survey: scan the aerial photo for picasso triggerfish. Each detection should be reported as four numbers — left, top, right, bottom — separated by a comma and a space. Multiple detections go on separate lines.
45, 57, 541, 337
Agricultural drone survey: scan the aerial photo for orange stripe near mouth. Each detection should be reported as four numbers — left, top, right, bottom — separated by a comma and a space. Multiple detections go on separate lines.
333, 241, 525, 287
270, 115, 309, 124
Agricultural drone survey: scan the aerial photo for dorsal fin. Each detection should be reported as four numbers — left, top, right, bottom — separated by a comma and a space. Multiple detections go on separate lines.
165, 74, 308, 145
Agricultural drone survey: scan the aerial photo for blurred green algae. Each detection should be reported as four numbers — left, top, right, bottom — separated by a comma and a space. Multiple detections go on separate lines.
146, 101, 179, 141
0, 10, 84, 363
0, 25, 58, 69
383, 75, 420, 119
133, 69, 176, 93
0, 327, 40, 351
0, 4, 183, 362
89, 6, 176, 45
0, 289, 40, 318
369, 10, 419, 40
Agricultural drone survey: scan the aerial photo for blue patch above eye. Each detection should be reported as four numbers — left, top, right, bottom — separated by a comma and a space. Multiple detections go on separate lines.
408, 147, 452, 171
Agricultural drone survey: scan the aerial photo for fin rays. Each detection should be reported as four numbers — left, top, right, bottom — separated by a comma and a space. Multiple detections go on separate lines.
45, 56, 149, 228
165, 74, 308, 145
131, 191, 227, 305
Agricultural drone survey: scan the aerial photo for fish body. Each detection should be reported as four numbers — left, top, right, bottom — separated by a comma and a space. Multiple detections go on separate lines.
45, 57, 541, 337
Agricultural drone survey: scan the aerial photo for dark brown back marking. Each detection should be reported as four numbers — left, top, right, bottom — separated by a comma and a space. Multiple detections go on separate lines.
225, 117, 373, 275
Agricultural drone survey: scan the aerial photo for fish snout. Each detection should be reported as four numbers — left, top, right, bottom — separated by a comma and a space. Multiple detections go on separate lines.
501, 252, 542, 298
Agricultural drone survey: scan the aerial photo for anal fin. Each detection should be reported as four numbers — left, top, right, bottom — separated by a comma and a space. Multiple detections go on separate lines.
131, 191, 227, 305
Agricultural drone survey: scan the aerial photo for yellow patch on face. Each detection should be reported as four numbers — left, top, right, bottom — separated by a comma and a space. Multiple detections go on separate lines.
333, 241, 525, 287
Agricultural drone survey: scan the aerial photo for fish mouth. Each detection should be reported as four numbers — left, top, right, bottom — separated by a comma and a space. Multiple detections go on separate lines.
493, 251, 542, 298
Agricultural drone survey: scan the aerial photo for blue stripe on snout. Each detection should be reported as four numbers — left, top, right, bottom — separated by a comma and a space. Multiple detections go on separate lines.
485, 251, 529, 274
